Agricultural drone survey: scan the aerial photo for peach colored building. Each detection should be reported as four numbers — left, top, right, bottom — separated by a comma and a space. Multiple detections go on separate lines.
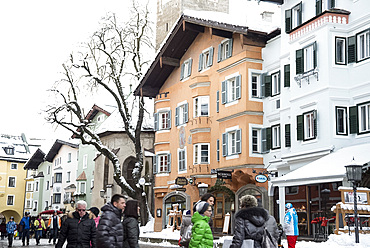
136, 15, 280, 232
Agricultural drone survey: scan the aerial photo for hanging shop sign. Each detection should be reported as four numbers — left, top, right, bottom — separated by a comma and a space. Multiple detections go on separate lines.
177, 188, 186, 192
217, 171, 232, 179
255, 174, 268, 183
175, 177, 188, 186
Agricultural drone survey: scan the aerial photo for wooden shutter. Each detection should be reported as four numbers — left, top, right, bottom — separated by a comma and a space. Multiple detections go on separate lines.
167, 110, 171, 129
266, 127, 272, 151
284, 64, 290, 87
180, 63, 185, 80
329, 0, 335, 9
347, 36, 356, 63
297, 115, 304, 140
185, 103, 189, 123
296, 48, 304, 74
221, 80, 227, 104
187, 58, 192, 77
313, 42, 317, 68
217, 44, 222, 62
264, 75, 272, 97
236, 75, 241, 100
153, 155, 157, 174
227, 39, 233, 58
216, 91, 219, 113
154, 113, 158, 131
198, 54, 203, 71
208, 47, 214, 67
217, 139, 220, 161
285, 9, 292, 33
222, 133, 228, 157
236, 129, 242, 154
261, 128, 267, 153
175, 107, 179, 126
349, 106, 358, 134
297, 2, 302, 25
285, 124, 291, 147
316, 0, 322, 16
167, 153, 171, 172
260, 73, 266, 97
314, 110, 318, 138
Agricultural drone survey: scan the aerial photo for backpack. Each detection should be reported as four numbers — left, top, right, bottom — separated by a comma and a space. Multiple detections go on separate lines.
261, 227, 278, 248
179, 223, 193, 247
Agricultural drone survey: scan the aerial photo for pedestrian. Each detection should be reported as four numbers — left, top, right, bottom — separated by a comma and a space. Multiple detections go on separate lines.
34, 214, 46, 245
283, 203, 299, 248
96, 194, 126, 248
188, 201, 213, 248
56, 200, 96, 248
47, 210, 61, 244
230, 195, 279, 248
6, 216, 16, 247
0, 220, 6, 240
88, 207, 100, 228
179, 210, 192, 247
19, 211, 31, 246
122, 200, 140, 248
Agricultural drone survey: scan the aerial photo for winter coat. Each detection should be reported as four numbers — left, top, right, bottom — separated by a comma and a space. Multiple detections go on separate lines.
122, 216, 140, 248
48, 216, 61, 229
230, 207, 279, 248
34, 218, 46, 231
96, 202, 124, 248
6, 221, 17, 234
93, 216, 100, 228
180, 214, 192, 237
19, 216, 31, 230
283, 208, 299, 236
188, 212, 213, 248
56, 211, 96, 248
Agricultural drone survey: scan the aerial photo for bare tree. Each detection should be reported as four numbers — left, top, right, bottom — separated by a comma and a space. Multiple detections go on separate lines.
45, 1, 154, 224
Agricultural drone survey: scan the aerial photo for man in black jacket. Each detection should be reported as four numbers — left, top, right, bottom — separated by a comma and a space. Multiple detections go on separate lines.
97, 194, 126, 248
56, 200, 96, 248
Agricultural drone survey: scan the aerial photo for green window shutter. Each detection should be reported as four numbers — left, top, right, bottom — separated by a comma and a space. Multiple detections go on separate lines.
217, 139, 220, 161
314, 110, 318, 138
175, 107, 179, 126
297, 115, 304, 140
266, 127, 272, 151
187, 58, 192, 77
297, 2, 302, 25
316, 0, 322, 16
285, 9, 292, 33
154, 113, 158, 131
236, 75, 241, 100
180, 63, 185, 80
236, 129, 242, 154
261, 128, 268, 153
185, 103, 189, 123
222, 133, 228, 157
296, 48, 304, 74
264, 75, 272, 97
284, 64, 290, 87
198, 54, 203, 72
347, 36, 356, 63
260, 73, 266, 97
221, 80, 227, 104
153, 155, 157, 174
167, 110, 171, 129
285, 124, 291, 147
329, 0, 335, 9
208, 47, 214, 67
167, 153, 171, 172
349, 106, 358, 134
216, 91, 219, 112
217, 44, 222, 62
227, 39, 233, 58
313, 42, 317, 68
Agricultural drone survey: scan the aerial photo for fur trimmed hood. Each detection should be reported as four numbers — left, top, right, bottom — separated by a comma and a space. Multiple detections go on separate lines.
67, 211, 94, 220
235, 207, 269, 227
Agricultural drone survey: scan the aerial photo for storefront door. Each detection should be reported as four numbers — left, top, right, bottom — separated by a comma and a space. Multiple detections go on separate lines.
213, 192, 232, 232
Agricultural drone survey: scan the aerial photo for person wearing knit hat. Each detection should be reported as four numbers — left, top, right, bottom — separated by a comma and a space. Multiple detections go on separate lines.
284, 203, 299, 248
188, 201, 213, 248
89, 207, 100, 228
230, 195, 279, 248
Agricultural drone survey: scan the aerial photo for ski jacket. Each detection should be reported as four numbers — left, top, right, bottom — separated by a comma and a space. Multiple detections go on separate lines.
283, 208, 299, 236
34, 218, 46, 231
188, 212, 213, 248
122, 216, 140, 248
6, 221, 17, 234
19, 216, 31, 230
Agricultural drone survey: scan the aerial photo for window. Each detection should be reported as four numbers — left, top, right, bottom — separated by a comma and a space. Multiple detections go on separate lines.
286, 186, 299, 195
336, 107, 348, 135
217, 139, 220, 161
45, 201, 49, 209
47, 165, 51, 175
154, 110, 171, 131
35, 182, 39, 191
178, 149, 186, 172
4, 147, 14, 155
316, 0, 334, 15
83, 154, 88, 169
358, 102, 370, 133
7, 195, 14, 205
223, 129, 242, 156
91, 179, 94, 193
27, 182, 33, 191
251, 74, 261, 98
68, 153, 72, 163
46, 181, 49, 190
193, 96, 209, 117
54, 173, 62, 183
180, 58, 192, 80
357, 30, 370, 62
153, 153, 171, 174
33, 201, 38, 211
297, 110, 317, 141
80, 182, 86, 194
284, 65, 290, 87
8, 177, 16, 187
271, 72, 281, 96
285, 124, 291, 147
97, 115, 104, 123
272, 125, 281, 149
198, 47, 214, 71
217, 39, 233, 62
296, 42, 317, 74
10, 163, 17, 170
222, 75, 241, 104
53, 193, 61, 204
175, 103, 189, 126
285, 2, 302, 33
26, 200, 31, 208
335, 37, 346, 65
252, 129, 261, 153
194, 143, 210, 164
67, 171, 71, 183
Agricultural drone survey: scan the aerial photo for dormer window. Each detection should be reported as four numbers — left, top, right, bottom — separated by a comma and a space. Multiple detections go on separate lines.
217, 39, 233, 62
3, 147, 14, 155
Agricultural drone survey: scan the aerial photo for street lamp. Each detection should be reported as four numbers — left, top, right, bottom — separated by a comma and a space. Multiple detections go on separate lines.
100, 189, 105, 198
198, 183, 208, 197
345, 161, 363, 244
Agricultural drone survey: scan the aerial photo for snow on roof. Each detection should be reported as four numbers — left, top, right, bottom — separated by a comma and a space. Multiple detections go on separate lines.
331, 202, 370, 212
272, 143, 370, 187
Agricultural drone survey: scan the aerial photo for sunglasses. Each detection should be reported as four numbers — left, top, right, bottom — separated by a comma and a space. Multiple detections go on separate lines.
77, 209, 86, 212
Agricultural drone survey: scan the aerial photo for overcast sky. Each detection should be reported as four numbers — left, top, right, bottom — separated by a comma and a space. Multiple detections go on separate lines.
0, 0, 153, 140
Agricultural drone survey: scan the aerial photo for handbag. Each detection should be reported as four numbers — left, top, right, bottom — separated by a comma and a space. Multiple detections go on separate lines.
261, 228, 278, 248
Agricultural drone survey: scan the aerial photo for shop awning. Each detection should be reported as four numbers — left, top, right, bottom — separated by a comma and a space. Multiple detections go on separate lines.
271, 143, 370, 187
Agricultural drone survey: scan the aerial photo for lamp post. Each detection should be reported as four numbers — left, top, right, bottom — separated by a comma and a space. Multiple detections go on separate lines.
198, 183, 208, 197
345, 161, 363, 243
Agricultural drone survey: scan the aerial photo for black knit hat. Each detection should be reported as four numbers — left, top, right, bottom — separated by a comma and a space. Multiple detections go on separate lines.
195, 201, 210, 215
89, 207, 100, 217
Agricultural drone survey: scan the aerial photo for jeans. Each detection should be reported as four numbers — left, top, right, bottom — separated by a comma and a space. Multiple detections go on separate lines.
35, 230, 43, 244
22, 229, 30, 245
49, 228, 58, 243
8, 233, 14, 247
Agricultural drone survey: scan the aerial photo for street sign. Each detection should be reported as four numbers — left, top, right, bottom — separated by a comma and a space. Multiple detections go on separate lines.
255, 174, 268, 183
217, 171, 232, 179
175, 177, 188, 186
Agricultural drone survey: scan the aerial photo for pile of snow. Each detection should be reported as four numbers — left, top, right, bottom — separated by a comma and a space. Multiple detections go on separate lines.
141, 226, 180, 240
331, 202, 370, 212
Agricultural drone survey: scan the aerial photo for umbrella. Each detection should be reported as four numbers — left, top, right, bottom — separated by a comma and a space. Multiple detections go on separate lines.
39, 210, 63, 215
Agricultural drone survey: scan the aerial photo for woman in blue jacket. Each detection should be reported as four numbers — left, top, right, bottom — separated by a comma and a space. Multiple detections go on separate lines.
6, 216, 17, 247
